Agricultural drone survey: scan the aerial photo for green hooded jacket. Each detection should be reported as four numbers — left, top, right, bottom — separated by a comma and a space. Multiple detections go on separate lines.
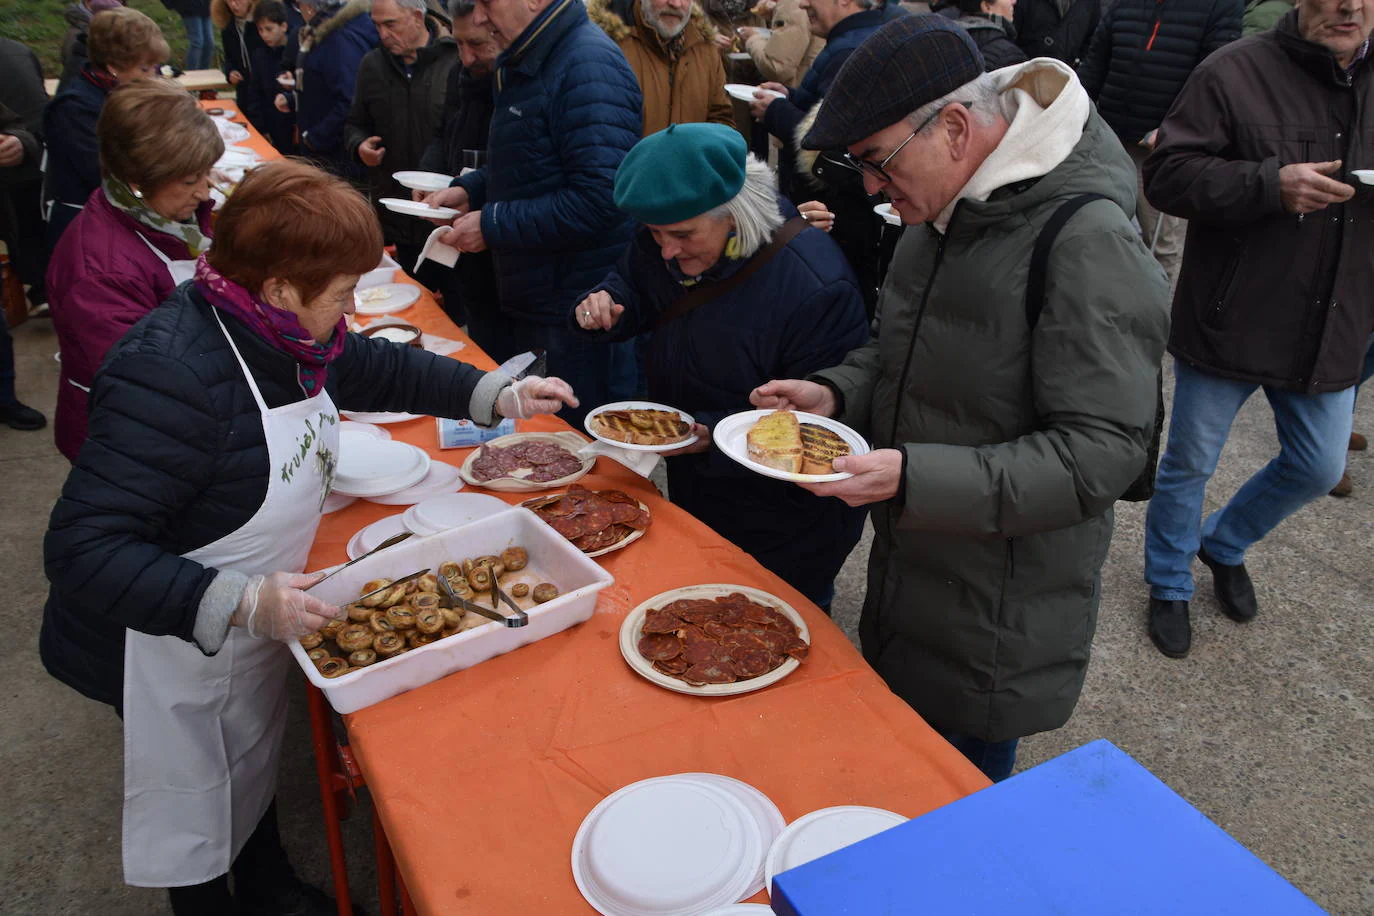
813, 65, 1169, 742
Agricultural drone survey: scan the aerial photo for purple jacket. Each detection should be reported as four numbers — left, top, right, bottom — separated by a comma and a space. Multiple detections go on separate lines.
46, 188, 214, 461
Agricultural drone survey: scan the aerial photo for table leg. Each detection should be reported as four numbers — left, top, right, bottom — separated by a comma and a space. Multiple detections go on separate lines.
399, 875, 417, 916
307, 682, 356, 916
373, 810, 399, 916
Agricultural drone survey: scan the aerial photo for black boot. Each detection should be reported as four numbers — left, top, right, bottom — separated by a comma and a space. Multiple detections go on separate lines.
1148, 598, 1191, 658
167, 875, 235, 916
0, 400, 45, 430
1197, 547, 1258, 622
232, 803, 354, 916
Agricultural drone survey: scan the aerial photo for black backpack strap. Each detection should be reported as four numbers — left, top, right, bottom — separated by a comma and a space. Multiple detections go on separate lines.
1024, 193, 1110, 328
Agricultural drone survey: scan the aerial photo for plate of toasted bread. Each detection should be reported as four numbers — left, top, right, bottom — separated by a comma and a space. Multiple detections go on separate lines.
713, 409, 868, 482
584, 401, 698, 452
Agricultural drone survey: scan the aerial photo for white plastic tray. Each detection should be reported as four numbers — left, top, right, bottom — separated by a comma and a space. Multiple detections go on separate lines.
293, 507, 615, 713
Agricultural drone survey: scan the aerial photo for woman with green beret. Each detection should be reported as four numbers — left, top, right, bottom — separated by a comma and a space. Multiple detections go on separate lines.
572, 122, 868, 610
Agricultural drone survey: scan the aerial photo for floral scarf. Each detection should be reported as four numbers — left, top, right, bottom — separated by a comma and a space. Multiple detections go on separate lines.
193, 256, 347, 396
103, 176, 212, 258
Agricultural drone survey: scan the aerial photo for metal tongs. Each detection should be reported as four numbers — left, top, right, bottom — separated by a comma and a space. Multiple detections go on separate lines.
436, 571, 529, 628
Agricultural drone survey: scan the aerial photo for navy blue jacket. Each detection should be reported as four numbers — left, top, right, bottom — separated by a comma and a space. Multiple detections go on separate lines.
455, 0, 642, 325
573, 211, 871, 604
250, 37, 298, 152
42, 69, 107, 249
298, 1, 378, 161
222, 16, 270, 128
1078, 0, 1242, 144
41, 284, 490, 708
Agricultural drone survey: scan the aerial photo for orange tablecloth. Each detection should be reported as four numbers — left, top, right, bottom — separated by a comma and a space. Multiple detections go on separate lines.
210, 98, 991, 913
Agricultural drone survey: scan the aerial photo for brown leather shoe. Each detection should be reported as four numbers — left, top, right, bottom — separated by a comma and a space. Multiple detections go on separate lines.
1351, 432, 1368, 451
1330, 471, 1353, 497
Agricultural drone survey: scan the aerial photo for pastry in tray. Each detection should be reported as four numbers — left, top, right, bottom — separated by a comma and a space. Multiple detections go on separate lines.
747, 410, 851, 475
590, 408, 691, 446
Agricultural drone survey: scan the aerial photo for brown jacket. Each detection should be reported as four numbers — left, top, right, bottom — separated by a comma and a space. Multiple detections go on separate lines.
744, 0, 823, 87
589, 0, 734, 136
1144, 11, 1373, 393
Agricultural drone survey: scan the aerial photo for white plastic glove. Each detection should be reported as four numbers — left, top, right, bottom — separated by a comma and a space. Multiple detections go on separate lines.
230, 572, 344, 641
495, 375, 580, 419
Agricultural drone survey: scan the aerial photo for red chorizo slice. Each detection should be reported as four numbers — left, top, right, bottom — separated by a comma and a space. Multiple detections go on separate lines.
637, 633, 682, 661
679, 606, 722, 626
782, 637, 809, 661
653, 656, 690, 676
732, 648, 772, 678
683, 663, 736, 685
596, 489, 639, 504
758, 629, 792, 654
703, 621, 734, 640
682, 635, 718, 666
622, 508, 652, 531
642, 607, 683, 634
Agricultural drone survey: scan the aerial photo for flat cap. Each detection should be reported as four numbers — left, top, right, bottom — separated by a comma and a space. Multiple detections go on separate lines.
614, 123, 747, 226
801, 15, 984, 151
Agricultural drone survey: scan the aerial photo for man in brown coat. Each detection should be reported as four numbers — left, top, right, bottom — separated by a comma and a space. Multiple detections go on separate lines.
1141, 0, 1371, 658
589, 0, 735, 135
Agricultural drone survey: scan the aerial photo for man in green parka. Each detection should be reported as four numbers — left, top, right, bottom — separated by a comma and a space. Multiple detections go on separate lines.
752, 16, 1169, 781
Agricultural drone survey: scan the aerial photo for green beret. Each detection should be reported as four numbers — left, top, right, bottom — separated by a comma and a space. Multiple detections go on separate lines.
614, 123, 748, 226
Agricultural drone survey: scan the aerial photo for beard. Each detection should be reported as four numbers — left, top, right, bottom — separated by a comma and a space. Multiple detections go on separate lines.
642, 0, 690, 39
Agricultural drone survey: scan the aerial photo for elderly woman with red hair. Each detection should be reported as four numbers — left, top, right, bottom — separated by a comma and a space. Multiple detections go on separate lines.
41, 158, 574, 915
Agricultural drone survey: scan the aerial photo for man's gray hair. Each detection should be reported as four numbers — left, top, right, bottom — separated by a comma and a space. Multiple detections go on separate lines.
390, 0, 431, 11
705, 156, 785, 260
905, 72, 1002, 132
449, 0, 475, 17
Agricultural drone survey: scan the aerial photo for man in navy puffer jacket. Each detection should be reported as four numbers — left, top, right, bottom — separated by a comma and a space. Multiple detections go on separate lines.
430, 0, 643, 420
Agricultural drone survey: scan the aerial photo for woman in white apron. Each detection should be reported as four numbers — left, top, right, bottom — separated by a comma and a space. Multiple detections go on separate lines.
41, 159, 577, 915
46, 78, 223, 462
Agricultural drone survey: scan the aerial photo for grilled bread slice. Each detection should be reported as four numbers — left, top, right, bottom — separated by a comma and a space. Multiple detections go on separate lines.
747, 410, 803, 473
800, 423, 851, 474
591, 409, 691, 446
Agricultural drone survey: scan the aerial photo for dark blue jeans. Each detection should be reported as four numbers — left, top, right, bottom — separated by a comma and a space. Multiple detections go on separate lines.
938, 729, 1020, 782
182, 15, 215, 70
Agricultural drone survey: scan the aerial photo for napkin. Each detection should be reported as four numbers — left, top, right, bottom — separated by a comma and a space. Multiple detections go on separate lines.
415, 226, 461, 273
577, 441, 661, 478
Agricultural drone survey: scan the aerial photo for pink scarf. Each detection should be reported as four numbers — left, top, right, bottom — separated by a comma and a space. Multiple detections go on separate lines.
194, 256, 346, 396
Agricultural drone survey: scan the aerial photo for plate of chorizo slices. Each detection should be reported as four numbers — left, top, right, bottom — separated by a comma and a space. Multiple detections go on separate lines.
618, 584, 810, 696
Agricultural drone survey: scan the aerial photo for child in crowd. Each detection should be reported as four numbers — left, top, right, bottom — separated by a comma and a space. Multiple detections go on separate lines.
252, 0, 299, 152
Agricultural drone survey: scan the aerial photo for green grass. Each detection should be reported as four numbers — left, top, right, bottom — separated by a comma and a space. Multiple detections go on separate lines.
0, 0, 197, 80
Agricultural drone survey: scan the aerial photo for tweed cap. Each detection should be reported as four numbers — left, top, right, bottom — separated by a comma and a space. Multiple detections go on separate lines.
801, 15, 985, 151
614, 123, 748, 225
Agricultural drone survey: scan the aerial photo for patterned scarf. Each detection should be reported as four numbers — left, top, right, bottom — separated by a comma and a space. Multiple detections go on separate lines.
103, 176, 213, 257
80, 63, 119, 92
193, 256, 347, 396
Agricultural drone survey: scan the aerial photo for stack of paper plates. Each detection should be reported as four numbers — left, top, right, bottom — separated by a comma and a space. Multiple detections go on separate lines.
572, 774, 783, 915
764, 805, 907, 894
333, 438, 430, 498
345, 514, 410, 560
364, 461, 463, 506
400, 492, 509, 535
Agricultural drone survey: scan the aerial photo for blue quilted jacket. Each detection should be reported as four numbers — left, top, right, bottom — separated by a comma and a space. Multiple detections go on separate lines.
456, 0, 643, 324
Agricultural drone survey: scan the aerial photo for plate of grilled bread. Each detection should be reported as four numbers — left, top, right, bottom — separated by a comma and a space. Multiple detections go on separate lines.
713, 409, 868, 482
584, 401, 698, 452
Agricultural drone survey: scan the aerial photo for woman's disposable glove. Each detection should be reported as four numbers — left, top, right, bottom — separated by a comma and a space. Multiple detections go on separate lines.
496, 375, 579, 419
230, 572, 343, 641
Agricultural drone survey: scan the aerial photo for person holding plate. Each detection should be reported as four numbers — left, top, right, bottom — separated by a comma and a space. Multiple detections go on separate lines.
42, 158, 575, 915
573, 122, 868, 610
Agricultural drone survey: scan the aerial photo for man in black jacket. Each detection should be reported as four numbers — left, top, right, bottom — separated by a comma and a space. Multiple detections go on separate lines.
0, 37, 49, 316
1013, 0, 1099, 65
1140, 0, 1372, 658
418, 0, 503, 342
343, 0, 456, 274
1078, 0, 1242, 287
252, 0, 300, 152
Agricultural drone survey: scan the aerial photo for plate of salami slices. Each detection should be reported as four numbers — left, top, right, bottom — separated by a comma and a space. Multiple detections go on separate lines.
521, 485, 652, 557
619, 585, 810, 696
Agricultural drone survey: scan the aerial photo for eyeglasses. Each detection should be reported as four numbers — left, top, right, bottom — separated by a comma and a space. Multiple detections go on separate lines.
823, 102, 971, 185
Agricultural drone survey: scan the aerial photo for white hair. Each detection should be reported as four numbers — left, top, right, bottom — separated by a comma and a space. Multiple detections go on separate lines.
905, 72, 1003, 132
391, 0, 432, 11
704, 156, 785, 260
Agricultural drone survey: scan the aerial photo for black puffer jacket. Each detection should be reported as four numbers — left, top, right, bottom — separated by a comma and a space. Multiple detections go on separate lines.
1078, 0, 1243, 144
1013, 0, 1100, 66
956, 14, 1029, 70
42, 285, 496, 708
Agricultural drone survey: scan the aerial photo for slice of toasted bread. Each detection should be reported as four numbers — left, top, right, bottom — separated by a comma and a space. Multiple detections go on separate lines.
800, 423, 851, 474
591, 409, 691, 446
747, 410, 802, 473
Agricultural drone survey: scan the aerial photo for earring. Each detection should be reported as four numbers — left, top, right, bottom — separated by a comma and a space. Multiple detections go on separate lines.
132, 188, 144, 200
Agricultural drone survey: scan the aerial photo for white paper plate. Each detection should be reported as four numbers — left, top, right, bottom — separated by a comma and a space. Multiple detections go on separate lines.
713, 409, 869, 483
728, 51, 751, 60
764, 805, 907, 895
685, 774, 786, 900
1352, 169, 1374, 186
322, 491, 357, 514
215, 146, 259, 169
334, 439, 431, 497
725, 83, 783, 102
379, 197, 459, 220
874, 202, 902, 226
701, 906, 774, 915
583, 401, 698, 453
618, 584, 809, 697
339, 420, 390, 441
340, 409, 422, 425
572, 775, 765, 916
354, 282, 421, 316
519, 492, 651, 558
345, 513, 411, 560
403, 491, 510, 534
392, 170, 455, 192
457, 431, 595, 492
364, 460, 462, 506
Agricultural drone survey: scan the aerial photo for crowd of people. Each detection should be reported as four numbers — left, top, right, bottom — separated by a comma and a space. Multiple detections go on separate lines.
0, 0, 1369, 910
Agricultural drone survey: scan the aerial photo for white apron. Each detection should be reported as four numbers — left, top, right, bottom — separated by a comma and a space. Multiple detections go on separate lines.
122, 307, 340, 887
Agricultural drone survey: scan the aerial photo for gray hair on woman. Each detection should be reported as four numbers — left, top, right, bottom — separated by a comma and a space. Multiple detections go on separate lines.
705, 156, 785, 260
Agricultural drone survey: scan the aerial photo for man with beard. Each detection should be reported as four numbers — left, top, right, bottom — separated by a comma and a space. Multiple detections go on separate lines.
589, 0, 735, 135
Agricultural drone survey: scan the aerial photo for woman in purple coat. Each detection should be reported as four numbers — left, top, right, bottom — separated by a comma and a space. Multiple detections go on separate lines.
46, 79, 223, 461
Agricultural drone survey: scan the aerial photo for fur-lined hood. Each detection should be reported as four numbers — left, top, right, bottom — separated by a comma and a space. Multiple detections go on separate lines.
587, 0, 719, 46
210, 0, 238, 31
794, 101, 823, 179
299, 0, 373, 52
